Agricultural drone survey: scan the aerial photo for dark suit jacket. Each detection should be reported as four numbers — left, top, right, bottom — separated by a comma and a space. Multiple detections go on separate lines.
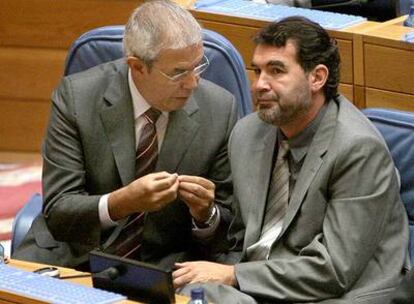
222, 96, 409, 303
13, 59, 237, 270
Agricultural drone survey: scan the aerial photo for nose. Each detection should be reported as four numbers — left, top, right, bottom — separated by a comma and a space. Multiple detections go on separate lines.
253, 72, 271, 92
181, 72, 199, 90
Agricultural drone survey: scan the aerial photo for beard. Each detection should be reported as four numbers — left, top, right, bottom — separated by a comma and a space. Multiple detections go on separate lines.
257, 89, 311, 126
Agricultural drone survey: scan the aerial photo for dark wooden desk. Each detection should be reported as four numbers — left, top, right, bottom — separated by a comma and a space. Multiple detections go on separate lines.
191, 9, 382, 107
357, 16, 414, 110
0, 259, 189, 304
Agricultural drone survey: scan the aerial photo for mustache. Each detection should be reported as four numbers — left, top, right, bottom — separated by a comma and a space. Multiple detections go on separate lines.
256, 94, 278, 102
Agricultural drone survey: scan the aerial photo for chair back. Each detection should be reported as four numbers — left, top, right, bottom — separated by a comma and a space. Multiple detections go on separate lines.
11, 193, 42, 254
398, 0, 411, 15
64, 26, 252, 118
363, 108, 414, 261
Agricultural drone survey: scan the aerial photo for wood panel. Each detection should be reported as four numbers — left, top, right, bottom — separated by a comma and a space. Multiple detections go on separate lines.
0, 48, 66, 100
0, 0, 141, 49
338, 83, 353, 103
0, 99, 50, 152
364, 44, 414, 96
363, 17, 414, 49
0, 0, 145, 152
196, 12, 354, 85
365, 88, 414, 112
1, 2, 411, 152
197, 19, 258, 69
353, 85, 366, 109
0, 152, 41, 163
336, 39, 353, 85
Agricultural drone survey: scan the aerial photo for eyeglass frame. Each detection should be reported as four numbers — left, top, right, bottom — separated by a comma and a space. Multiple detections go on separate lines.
153, 54, 210, 82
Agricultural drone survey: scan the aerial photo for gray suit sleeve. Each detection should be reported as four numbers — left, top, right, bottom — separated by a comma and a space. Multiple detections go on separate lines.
196, 94, 239, 252
42, 78, 102, 245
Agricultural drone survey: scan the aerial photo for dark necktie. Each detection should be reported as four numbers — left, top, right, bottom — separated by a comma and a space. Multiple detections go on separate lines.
105, 108, 161, 259
135, 108, 162, 178
247, 140, 290, 261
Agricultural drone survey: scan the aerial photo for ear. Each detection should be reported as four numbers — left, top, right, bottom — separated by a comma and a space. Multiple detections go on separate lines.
309, 64, 328, 93
126, 56, 147, 78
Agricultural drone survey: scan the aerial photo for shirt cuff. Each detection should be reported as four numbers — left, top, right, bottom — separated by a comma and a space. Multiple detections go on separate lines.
98, 194, 118, 229
191, 205, 221, 239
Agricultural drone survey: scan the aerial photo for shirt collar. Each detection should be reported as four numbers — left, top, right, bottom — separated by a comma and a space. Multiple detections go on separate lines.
128, 68, 168, 120
279, 103, 328, 164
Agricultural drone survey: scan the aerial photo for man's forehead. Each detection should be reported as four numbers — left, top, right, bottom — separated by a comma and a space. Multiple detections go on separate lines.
158, 43, 203, 63
252, 42, 298, 65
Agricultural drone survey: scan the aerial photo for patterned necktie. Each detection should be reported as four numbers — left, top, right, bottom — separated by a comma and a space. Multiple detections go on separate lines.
106, 108, 161, 259
247, 140, 290, 261
135, 108, 162, 178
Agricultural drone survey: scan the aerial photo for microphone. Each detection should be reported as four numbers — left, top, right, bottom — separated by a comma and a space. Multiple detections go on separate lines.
60, 266, 121, 280
94, 266, 121, 280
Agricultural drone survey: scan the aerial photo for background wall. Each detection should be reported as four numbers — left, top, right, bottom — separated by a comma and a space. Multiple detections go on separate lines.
1, 1, 413, 153
0, 0, 142, 152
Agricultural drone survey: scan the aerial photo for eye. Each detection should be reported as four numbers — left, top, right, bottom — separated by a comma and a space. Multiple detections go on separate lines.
253, 68, 261, 76
270, 67, 284, 75
170, 69, 187, 77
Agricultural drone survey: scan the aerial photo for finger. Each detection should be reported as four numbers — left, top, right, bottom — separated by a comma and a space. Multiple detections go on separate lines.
152, 184, 179, 209
174, 262, 188, 268
179, 182, 214, 200
173, 272, 194, 289
179, 181, 203, 196
152, 173, 178, 191
179, 186, 214, 206
178, 175, 215, 189
150, 171, 174, 180
172, 266, 191, 279
171, 178, 180, 192
178, 188, 205, 207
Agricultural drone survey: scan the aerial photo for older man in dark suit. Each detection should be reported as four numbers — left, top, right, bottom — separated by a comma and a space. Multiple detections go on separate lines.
14, 0, 237, 270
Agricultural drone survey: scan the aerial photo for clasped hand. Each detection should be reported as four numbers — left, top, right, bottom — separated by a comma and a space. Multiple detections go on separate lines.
109, 172, 215, 221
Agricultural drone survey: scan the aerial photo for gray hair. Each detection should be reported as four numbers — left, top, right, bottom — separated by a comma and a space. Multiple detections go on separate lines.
123, 0, 203, 66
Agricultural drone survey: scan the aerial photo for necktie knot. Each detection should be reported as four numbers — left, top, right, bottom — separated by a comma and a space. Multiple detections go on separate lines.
278, 140, 290, 160
144, 108, 161, 125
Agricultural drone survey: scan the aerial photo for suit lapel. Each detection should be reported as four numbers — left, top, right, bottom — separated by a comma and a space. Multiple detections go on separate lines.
277, 100, 339, 241
243, 122, 278, 251
100, 63, 136, 186
157, 96, 199, 173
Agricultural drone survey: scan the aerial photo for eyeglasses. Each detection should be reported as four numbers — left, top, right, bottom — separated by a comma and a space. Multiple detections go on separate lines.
155, 55, 209, 82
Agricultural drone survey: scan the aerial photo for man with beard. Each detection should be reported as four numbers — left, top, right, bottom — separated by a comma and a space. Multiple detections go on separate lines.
173, 17, 409, 304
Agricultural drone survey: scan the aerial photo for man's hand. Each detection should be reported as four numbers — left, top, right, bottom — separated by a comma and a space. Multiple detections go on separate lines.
108, 171, 179, 220
177, 175, 215, 222
173, 261, 236, 289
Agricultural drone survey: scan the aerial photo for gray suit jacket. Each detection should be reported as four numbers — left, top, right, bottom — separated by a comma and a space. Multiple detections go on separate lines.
382, 268, 414, 304
13, 59, 237, 270
225, 96, 409, 303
